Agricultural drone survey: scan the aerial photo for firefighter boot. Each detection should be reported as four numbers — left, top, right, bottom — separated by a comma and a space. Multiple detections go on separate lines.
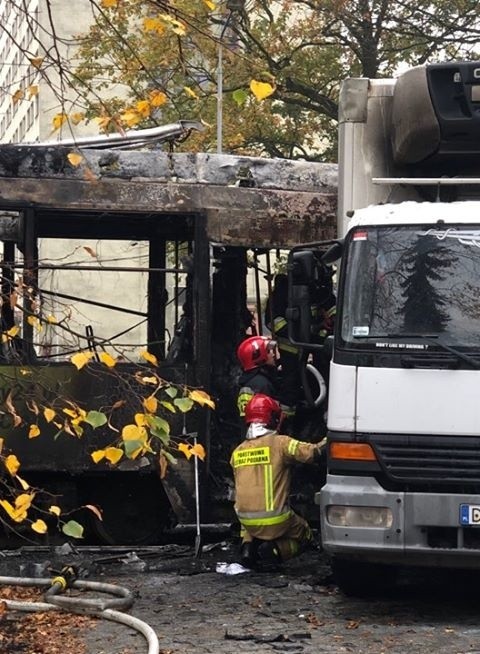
256, 540, 282, 572
240, 539, 259, 568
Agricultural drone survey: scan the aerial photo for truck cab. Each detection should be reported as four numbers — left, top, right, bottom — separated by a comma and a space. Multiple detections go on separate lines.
288, 61, 480, 593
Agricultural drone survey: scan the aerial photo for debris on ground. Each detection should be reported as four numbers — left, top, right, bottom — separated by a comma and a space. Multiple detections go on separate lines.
0, 586, 97, 654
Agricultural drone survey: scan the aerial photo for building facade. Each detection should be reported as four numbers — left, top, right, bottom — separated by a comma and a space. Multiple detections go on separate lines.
0, 0, 97, 143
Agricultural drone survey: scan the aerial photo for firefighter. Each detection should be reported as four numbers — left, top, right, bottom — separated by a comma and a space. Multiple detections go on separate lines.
236, 335, 280, 418
265, 273, 302, 412
230, 393, 325, 569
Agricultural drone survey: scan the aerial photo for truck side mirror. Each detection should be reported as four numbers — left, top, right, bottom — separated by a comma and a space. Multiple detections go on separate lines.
322, 240, 344, 265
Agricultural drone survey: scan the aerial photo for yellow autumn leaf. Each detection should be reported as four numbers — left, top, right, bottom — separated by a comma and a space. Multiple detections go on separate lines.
160, 13, 186, 35
12, 88, 24, 104
29, 57, 44, 69
140, 350, 158, 366
184, 86, 198, 99
143, 396, 158, 413
70, 112, 85, 125
52, 113, 68, 131
178, 442, 192, 459
70, 351, 94, 370
31, 519, 47, 534
104, 447, 124, 464
134, 413, 148, 428
27, 85, 39, 99
101, 0, 118, 6
136, 100, 151, 118
189, 443, 206, 461
202, 0, 216, 9
2, 325, 19, 342
49, 505, 61, 516
0, 499, 22, 522
67, 152, 84, 167
91, 449, 106, 464
120, 109, 141, 128
16, 493, 34, 511
3, 493, 35, 522
44, 407, 56, 423
5, 454, 20, 476
7, 325, 20, 338
143, 17, 165, 34
16, 475, 30, 490
99, 352, 117, 368
95, 115, 112, 131
28, 424, 40, 439
141, 376, 158, 385
27, 315, 42, 331
46, 315, 57, 324
122, 424, 147, 442
0, 438, 3, 454
149, 89, 167, 107
189, 389, 216, 410
250, 79, 275, 101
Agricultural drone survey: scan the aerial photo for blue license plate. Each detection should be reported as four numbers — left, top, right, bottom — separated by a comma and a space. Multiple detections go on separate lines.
460, 504, 480, 525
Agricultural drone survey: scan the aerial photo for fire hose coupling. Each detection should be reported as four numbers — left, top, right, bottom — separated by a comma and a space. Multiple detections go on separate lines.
50, 565, 79, 592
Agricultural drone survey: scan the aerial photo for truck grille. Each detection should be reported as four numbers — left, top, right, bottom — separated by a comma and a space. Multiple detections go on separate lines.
371, 434, 480, 486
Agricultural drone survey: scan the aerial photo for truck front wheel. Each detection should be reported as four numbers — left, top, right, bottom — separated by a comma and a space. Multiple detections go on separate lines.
332, 558, 399, 597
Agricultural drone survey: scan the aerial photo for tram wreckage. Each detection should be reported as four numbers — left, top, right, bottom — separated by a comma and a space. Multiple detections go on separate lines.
0, 123, 336, 545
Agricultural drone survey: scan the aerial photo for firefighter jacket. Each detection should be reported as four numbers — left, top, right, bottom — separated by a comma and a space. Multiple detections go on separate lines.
237, 366, 280, 417
230, 430, 321, 530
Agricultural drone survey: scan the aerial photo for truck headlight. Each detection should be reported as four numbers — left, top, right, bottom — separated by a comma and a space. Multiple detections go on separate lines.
326, 505, 393, 528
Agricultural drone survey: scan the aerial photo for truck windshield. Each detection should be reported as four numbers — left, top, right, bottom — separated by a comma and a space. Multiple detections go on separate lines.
341, 225, 480, 348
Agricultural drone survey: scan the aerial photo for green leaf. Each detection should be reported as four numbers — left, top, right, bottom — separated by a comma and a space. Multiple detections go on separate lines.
146, 415, 170, 443
174, 397, 194, 413
84, 410, 108, 428
162, 450, 177, 465
165, 386, 178, 399
124, 439, 144, 457
160, 400, 176, 413
232, 88, 248, 106
62, 520, 84, 539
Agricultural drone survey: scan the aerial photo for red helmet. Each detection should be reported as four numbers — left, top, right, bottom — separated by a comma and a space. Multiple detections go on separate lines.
236, 336, 276, 371
245, 394, 282, 427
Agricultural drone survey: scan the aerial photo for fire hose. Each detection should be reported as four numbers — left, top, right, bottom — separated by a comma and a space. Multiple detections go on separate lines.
0, 568, 159, 654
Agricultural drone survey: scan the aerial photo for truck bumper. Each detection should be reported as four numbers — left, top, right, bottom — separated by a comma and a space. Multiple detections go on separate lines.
318, 475, 480, 569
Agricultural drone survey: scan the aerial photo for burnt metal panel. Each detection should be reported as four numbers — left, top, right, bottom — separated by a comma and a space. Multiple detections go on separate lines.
0, 149, 337, 247
0, 177, 336, 247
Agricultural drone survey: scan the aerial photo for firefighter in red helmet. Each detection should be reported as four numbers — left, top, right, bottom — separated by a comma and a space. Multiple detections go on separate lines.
236, 336, 280, 418
230, 393, 325, 569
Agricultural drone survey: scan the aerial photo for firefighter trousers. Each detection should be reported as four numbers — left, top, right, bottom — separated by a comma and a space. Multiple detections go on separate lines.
240, 511, 313, 561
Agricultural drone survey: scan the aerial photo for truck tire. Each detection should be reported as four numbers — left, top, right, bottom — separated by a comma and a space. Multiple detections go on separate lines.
332, 558, 399, 597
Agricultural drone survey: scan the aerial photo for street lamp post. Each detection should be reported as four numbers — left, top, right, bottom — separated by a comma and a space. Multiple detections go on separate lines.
216, 0, 244, 154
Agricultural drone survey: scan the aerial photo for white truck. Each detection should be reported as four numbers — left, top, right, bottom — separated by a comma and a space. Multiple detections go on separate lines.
288, 60, 480, 594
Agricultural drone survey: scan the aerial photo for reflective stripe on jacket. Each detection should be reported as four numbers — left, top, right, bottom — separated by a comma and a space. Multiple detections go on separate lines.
230, 433, 320, 528
237, 386, 254, 417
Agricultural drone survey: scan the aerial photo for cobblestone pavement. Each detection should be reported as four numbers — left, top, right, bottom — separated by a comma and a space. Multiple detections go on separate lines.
3, 542, 480, 654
